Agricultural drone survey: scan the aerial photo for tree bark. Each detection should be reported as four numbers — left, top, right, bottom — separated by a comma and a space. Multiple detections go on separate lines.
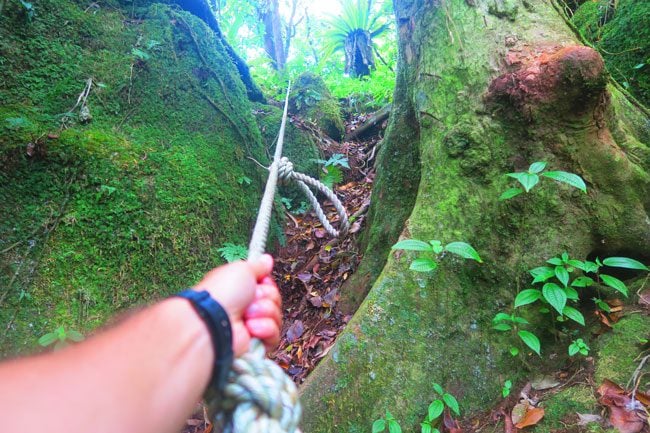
344, 104, 392, 141
259, 0, 287, 70
301, 0, 650, 431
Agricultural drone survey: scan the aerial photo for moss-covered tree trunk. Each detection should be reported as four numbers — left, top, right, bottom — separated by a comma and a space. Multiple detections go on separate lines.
301, 0, 649, 431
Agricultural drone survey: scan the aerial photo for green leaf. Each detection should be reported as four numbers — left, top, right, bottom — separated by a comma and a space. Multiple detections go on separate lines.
547, 257, 564, 266
388, 419, 402, 433
602, 257, 649, 271
541, 171, 587, 192
38, 332, 58, 347
514, 289, 542, 308
509, 347, 520, 356
543, 283, 567, 314
432, 383, 444, 395
443, 393, 460, 416
421, 422, 432, 433
571, 276, 594, 288
568, 344, 579, 356
428, 400, 444, 420
410, 258, 438, 272
568, 259, 584, 269
555, 266, 570, 287
444, 242, 482, 263
499, 188, 524, 201
493, 323, 512, 331
561, 252, 569, 262
581, 261, 600, 274
492, 313, 511, 323
372, 419, 386, 433
633, 63, 645, 69
528, 161, 547, 174
506, 172, 539, 192
562, 306, 585, 325
518, 330, 541, 355
392, 239, 433, 252
593, 298, 611, 313
565, 286, 579, 301
429, 240, 444, 254
510, 315, 529, 325
600, 274, 628, 297
530, 266, 555, 284
66, 330, 84, 342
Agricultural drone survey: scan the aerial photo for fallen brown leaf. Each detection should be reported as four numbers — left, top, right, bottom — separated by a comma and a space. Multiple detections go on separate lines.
514, 406, 545, 429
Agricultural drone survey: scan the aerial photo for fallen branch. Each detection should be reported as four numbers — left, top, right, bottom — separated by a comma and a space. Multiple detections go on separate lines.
344, 104, 391, 141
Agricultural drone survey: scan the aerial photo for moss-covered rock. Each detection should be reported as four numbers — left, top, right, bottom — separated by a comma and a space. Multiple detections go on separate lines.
535, 385, 599, 433
0, 1, 265, 355
289, 73, 345, 140
573, 0, 650, 106
595, 315, 650, 385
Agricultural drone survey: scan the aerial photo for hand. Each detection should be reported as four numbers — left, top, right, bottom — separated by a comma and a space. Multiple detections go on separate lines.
194, 255, 281, 357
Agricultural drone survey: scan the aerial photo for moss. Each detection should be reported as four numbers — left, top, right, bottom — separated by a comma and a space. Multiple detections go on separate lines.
572, 0, 650, 106
0, 1, 264, 354
595, 315, 650, 385
289, 73, 345, 140
488, 0, 518, 21
535, 386, 598, 432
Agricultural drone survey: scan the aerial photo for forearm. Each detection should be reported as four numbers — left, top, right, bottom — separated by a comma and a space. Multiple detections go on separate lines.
0, 298, 213, 433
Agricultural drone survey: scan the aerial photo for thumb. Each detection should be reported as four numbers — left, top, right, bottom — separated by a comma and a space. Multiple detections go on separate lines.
247, 254, 274, 281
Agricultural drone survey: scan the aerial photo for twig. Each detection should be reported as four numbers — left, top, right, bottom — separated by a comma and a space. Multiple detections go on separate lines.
627, 354, 649, 398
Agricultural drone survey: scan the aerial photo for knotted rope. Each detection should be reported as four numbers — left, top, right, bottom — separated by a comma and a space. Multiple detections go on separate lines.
208, 82, 349, 432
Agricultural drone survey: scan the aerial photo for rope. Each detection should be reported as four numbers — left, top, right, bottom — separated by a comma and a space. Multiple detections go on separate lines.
207, 82, 350, 432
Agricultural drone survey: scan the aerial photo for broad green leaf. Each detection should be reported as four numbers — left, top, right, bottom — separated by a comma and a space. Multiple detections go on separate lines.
492, 313, 511, 323
543, 283, 567, 314
542, 171, 587, 192
565, 287, 579, 301
633, 63, 645, 69
388, 419, 402, 433
510, 315, 529, 325
429, 240, 444, 254
499, 188, 523, 201
555, 266, 569, 287
530, 266, 555, 284
493, 323, 512, 331
428, 400, 444, 420
372, 419, 386, 433
602, 257, 649, 271
547, 257, 564, 266
561, 252, 569, 262
593, 298, 611, 313
600, 274, 628, 297
562, 306, 585, 325
514, 289, 542, 308
67, 330, 84, 342
392, 239, 433, 251
444, 242, 482, 262
568, 344, 579, 356
528, 161, 547, 174
38, 332, 58, 347
386, 410, 395, 420
518, 330, 541, 355
507, 172, 539, 192
581, 261, 600, 274
421, 422, 432, 433
571, 276, 594, 287
443, 393, 460, 416
410, 258, 438, 272
568, 259, 584, 269
432, 383, 444, 395
509, 347, 520, 356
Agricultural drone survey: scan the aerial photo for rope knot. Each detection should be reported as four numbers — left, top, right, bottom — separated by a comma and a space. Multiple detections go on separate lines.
278, 157, 294, 184
210, 340, 302, 433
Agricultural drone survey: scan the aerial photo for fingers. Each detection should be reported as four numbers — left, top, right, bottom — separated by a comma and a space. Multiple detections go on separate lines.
244, 299, 281, 327
247, 254, 274, 281
254, 280, 281, 308
246, 318, 280, 348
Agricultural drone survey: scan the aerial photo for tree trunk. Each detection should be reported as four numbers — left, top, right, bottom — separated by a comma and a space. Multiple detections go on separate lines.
345, 29, 376, 77
260, 0, 286, 70
300, 0, 649, 431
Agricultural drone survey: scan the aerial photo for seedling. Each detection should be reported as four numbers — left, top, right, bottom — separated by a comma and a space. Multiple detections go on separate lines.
568, 338, 590, 356
392, 239, 482, 272
502, 380, 513, 398
372, 410, 402, 433
420, 383, 461, 433
499, 161, 586, 200
38, 326, 84, 350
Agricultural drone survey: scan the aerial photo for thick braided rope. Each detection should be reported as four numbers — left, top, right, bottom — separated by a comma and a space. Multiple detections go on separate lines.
278, 157, 350, 237
210, 341, 302, 433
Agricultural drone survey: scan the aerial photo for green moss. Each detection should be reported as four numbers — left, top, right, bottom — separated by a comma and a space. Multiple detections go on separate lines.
535, 386, 597, 432
289, 73, 345, 140
0, 1, 265, 355
595, 315, 650, 385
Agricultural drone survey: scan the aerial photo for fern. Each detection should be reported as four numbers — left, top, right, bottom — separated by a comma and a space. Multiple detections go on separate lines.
218, 243, 248, 263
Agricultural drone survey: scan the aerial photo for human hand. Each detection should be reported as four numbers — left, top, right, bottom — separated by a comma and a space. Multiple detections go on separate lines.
194, 255, 281, 357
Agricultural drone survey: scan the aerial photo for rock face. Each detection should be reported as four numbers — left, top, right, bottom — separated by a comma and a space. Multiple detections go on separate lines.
289, 73, 346, 141
301, 0, 649, 431
0, 1, 266, 355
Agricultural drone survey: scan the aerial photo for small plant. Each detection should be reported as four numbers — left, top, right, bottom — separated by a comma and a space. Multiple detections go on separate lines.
291, 200, 310, 215
280, 197, 293, 209
568, 338, 590, 356
372, 410, 402, 433
502, 379, 513, 398
217, 243, 248, 263
392, 239, 482, 272
315, 153, 349, 188
492, 312, 541, 356
237, 175, 252, 185
38, 326, 84, 350
499, 161, 586, 200
420, 383, 461, 433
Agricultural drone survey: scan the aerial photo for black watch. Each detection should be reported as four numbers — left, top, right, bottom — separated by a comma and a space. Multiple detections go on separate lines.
175, 289, 234, 394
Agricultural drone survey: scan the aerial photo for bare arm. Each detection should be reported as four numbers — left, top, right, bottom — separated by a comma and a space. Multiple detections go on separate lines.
0, 255, 281, 433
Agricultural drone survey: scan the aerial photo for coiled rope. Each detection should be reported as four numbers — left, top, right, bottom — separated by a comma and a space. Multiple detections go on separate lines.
207, 82, 349, 432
